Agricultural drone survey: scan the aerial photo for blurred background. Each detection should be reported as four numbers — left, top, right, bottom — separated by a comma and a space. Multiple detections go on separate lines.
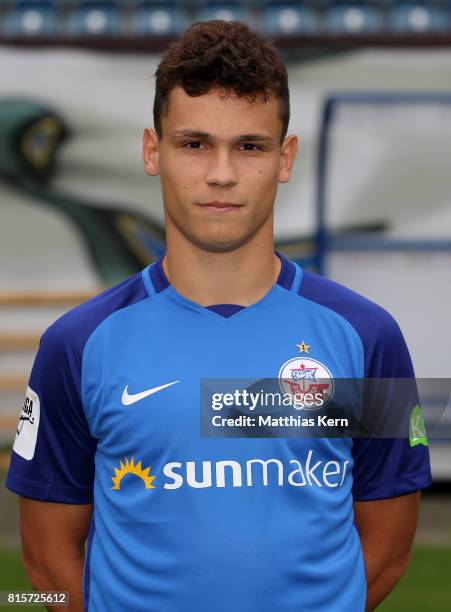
0, 0, 450, 609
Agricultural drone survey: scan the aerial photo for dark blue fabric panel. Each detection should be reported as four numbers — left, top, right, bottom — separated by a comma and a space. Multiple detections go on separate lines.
150, 255, 169, 293
207, 304, 245, 317
299, 270, 432, 500
274, 250, 296, 290
5, 272, 148, 503
83, 513, 96, 610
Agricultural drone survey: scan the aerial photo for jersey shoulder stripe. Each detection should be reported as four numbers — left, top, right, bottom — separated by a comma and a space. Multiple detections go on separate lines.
5, 270, 150, 503
299, 269, 413, 378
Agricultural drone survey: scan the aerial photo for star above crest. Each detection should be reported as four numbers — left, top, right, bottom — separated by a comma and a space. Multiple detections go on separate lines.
296, 340, 311, 354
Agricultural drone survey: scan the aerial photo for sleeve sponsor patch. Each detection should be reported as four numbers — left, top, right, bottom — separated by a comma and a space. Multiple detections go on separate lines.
409, 404, 428, 448
12, 386, 40, 460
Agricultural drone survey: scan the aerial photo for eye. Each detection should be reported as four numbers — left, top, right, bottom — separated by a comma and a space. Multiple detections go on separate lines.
240, 143, 261, 151
182, 141, 205, 150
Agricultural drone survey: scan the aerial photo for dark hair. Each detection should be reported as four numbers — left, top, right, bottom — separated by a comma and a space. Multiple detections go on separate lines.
153, 20, 290, 144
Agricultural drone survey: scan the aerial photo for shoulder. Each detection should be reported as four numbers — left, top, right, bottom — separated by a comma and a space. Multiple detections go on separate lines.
39, 270, 149, 361
300, 269, 402, 342
299, 269, 412, 376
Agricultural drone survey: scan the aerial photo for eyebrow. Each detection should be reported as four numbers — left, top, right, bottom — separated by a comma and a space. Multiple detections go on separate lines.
168, 130, 273, 145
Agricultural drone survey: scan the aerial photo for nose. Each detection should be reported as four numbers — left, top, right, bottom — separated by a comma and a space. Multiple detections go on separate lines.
205, 149, 239, 188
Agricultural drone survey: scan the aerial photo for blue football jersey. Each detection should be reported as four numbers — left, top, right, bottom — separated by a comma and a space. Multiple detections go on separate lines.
5, 251, 432, 612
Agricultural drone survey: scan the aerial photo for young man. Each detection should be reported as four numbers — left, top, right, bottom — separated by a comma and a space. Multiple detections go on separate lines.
5, 20, 431, 612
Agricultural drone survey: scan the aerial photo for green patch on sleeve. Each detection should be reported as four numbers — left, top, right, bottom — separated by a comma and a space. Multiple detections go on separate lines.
409, 404, 428, 447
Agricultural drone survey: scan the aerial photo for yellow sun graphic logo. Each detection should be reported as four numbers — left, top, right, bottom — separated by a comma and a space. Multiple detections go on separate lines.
111, 457, 156, 490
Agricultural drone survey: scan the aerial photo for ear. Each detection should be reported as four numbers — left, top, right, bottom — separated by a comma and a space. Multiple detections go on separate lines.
278, 135, 298, 183
143, 127, 160, 176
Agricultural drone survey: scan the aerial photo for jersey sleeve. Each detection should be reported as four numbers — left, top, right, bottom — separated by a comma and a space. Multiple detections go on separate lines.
351, 311, 432, 501
4, 320, 97, 504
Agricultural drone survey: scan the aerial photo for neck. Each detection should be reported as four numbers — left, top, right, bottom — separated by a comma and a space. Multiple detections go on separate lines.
162, 230, 280, 307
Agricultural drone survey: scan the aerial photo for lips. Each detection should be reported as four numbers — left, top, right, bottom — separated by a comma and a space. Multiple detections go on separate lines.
196, 201, 243, 213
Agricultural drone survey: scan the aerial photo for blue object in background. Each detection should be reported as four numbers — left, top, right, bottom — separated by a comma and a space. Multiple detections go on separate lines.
262, 2, 320, 35
3, 0, 59, 36
325, 2, 384, 33
388, 2, 447, 34
131, 1, 187, 37
67, 1, 122, 37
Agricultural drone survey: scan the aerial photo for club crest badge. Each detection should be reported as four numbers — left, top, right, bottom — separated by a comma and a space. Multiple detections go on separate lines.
278, 357, 334, 410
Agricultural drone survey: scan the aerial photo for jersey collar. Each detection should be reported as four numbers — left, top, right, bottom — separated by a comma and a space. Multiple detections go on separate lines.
148, 251, 296, 319
149, 250, 296, 298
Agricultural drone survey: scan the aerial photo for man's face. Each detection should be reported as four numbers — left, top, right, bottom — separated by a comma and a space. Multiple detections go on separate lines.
143, 85, 297, 253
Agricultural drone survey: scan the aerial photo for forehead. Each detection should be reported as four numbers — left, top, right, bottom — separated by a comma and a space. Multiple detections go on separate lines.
162, 85, 281, 139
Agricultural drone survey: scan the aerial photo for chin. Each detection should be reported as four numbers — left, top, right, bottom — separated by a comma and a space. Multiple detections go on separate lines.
191, 232, 249, 254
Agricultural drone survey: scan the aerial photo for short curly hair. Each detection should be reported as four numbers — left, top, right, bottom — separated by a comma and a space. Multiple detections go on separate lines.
154, 20, 290, 144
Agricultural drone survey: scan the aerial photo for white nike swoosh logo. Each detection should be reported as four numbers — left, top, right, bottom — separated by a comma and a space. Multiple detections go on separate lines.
121, 380, 180, 406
